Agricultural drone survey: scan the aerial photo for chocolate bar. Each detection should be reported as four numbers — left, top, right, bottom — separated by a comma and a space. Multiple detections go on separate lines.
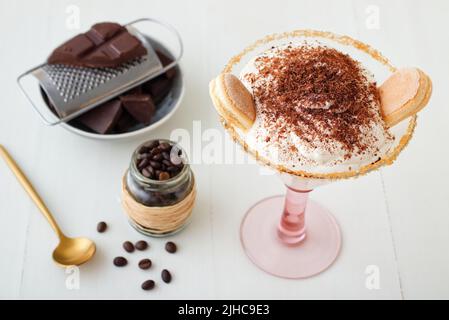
121, 94, 155, 125
48, 22, 147, 68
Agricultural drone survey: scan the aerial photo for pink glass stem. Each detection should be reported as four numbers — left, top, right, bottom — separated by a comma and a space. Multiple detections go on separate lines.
277, 187, 311, 245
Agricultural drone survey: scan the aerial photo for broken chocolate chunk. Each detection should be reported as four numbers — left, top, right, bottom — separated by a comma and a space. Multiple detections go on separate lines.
48, 22, 147, 68
156, 50, 177, 79
144, 76, 172, 104
114, 111, 137, 133
120, 94, 155, 125
77, 100, 122, 134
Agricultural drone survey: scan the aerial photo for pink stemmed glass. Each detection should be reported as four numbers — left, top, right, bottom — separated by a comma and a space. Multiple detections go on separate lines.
219, 30, 416, 279
240, 175, 341, 278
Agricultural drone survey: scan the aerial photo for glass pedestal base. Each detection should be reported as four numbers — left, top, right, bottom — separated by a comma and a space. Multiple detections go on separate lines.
240, 195, 341, 279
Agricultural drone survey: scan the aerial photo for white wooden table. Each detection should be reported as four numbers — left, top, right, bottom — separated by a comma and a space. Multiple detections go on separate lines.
1, 0, 448, 300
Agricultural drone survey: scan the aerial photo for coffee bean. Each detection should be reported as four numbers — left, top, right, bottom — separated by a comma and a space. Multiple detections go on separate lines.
138, 259, 152, 270
167, 166, 178, 173
123, 241, 135, 253
146, 140, 159, 150
96, 221, 107, 233
142, 168, 152, 178
149, 160, 161, 169
165, 241, 177, 253
159, 142, 171, 151
162, 151, 170, 160
137, 153, 150, 160
146, 166, 155, 175
136, 140, 185, 180
159, 171, 170, 181
113, 256, 127, 267
135, 240, 148, 251
152, 153, 163, 161
141, 280, 155, 290
150, 147, 161, 156
138, 158, 149, 169
162, 159, 172, 167
138, 146, 149, 154
161, 269, 172, 283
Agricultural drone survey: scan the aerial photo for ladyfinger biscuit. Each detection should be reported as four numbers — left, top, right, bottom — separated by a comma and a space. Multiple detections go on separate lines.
379, 68, 432, 127
209, 73, 256, 132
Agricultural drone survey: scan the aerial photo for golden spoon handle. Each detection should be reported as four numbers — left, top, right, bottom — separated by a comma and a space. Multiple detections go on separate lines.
0, 144, 64, 239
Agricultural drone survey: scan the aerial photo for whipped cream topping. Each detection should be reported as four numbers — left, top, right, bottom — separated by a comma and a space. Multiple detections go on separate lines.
238, 43, 394, 174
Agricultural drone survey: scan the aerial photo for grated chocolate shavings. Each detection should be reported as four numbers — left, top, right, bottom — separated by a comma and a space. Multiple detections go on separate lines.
244, 44, 390, 156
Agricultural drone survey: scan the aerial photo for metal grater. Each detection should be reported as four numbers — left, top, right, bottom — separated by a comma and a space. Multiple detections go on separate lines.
17, 18, 183, 125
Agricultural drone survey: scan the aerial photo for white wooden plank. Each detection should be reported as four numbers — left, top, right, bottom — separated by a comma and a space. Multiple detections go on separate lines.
1, 0, 447, 299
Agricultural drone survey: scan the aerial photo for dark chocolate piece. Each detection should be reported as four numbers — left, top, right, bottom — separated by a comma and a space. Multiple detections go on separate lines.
114, 111, 137, 133
144, 76, 172, 104
120, 94, 155, 125
77, 99, 122, 134
156, 50, 176, 79
48, 22, 147, 68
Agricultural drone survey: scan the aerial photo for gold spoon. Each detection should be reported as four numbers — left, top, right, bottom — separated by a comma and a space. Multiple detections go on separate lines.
0, 144, 96, 267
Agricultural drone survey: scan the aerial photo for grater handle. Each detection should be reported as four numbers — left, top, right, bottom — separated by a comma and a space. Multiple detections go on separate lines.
126, 17, 184, 75
17, 64, 59, 126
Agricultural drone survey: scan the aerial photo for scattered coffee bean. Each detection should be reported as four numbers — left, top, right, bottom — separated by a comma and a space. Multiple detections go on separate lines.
165, 241, 177, 253
141, 280, 155, 290
159, 171, 170, 181
135, 240, 148, 251
96, 221, 107, 233
138, 258, 152, 270
123, 241, 135, 253
113, 256, 128, 267
161, 269, 172, 283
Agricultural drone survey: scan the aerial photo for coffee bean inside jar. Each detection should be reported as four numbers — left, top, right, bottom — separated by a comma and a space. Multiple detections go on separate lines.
122, 139, 196, 237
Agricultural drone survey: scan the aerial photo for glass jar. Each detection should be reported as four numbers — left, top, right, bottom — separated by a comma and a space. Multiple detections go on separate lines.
122, 139, 195, 237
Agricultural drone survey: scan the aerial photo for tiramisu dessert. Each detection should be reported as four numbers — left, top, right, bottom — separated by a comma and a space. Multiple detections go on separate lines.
209, 32, 432, 279
210, 42, 432, 176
